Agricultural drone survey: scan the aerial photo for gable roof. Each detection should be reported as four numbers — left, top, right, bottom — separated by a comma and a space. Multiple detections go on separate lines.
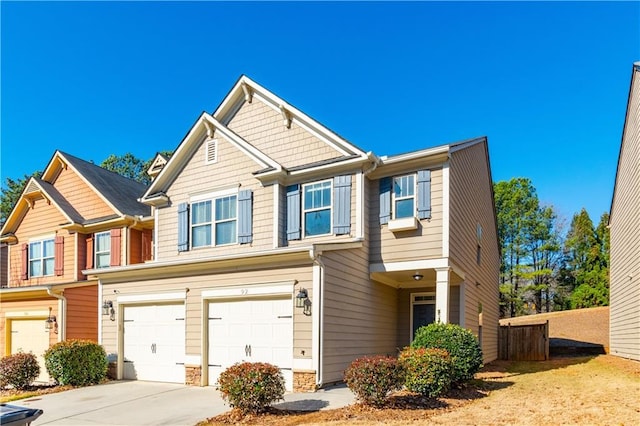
609, 61, 640, 222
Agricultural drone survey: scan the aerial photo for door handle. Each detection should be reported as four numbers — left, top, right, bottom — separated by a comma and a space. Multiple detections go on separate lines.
248, 344, 251, 357
245, 345, 249, 356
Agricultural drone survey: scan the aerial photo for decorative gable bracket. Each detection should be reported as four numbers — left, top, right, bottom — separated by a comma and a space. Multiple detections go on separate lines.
279, 104, 292, 129
203, 120, 215, 138
241, 82, 253, 103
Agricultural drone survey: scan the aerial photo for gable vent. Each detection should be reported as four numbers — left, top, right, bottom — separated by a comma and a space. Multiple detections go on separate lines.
24, 181, 40, 195
205, 139, 218, 164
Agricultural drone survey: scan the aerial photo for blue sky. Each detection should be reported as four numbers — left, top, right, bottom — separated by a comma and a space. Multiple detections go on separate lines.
1, 1, 638, 225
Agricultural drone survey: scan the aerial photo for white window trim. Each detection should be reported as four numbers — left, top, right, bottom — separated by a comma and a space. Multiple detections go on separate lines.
28, 237, 55, 277
302, 179, 333, 238
95, 231, 111, 269
392, 173, 416, 219
190, 194, 238, 249
410, 292, 436, 341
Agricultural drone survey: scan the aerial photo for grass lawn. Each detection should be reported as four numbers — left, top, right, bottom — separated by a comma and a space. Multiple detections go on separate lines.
201, 355, 640, 425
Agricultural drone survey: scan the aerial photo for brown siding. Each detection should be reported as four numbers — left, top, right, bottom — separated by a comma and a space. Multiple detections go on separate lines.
226, 98, 343, 169
448, 141, 500, 362
129, 229, 143, 264
65, 284, 98, 341
321, 249, 397, 384
610, 65, 640, 361
51, 166, 113, 219
1, 244, 7, 288
369, 168, 444, 263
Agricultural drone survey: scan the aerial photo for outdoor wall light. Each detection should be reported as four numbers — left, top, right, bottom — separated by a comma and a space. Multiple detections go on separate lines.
295, 289, 308, 309
45, 307, 58, 333
412, 272, 424, 281
103, 300, 116, 321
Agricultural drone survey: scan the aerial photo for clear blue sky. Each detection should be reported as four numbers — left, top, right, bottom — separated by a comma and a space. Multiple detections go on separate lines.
2, 1, 638, 225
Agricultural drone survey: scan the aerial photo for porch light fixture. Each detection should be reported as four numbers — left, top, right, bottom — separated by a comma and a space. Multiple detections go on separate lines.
45, 307, 58, 334
412, 272, 424, 281
102, 300, 115, 321
295, 288, 312, 316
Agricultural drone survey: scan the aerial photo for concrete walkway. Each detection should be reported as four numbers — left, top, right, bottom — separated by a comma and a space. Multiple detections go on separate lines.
15, 381, 354, 425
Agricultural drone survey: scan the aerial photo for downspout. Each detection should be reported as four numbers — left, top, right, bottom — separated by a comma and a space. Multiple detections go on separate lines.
309, 247, 325, 388
46, 287, 67, 341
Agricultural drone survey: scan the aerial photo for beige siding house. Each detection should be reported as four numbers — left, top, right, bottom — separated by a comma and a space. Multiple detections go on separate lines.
0, 151, 152, 381
609, 62, 640, 361
88, 76, 500, 391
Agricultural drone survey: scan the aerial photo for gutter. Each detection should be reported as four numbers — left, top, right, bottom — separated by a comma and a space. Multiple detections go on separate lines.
47, 287, 67, 341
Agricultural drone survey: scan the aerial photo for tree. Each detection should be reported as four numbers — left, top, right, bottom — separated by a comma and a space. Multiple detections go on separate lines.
0, 172, 42, 226
100, 151, 173, 186
564, 209, 609, 308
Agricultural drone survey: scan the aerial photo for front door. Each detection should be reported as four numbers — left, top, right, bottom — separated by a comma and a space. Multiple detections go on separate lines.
411, 293, 436, 341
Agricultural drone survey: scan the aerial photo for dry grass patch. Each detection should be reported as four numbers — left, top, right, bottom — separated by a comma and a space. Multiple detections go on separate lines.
199, 355, 640, 426
0, 384, 73, 403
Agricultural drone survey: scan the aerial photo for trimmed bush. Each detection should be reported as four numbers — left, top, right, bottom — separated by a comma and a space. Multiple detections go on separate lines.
0, 352, 40, 389
411, 323, 483, 384
217, 362, 285, 414
44, 339, 107, 386
344, 355, 402, 407
398, 347, 454, 398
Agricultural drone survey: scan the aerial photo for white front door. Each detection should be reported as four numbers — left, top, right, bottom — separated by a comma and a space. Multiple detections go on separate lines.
123, 304, 185, 383
208, 297, 293, 390
10, 319, 51, 383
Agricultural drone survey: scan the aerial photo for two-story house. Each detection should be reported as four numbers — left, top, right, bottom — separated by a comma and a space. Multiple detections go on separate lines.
609, 61, 640, 361
88, 76, 500, 392
0, 151, 152, 381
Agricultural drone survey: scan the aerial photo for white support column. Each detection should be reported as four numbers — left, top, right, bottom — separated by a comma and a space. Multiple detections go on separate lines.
435, 267, 450, 324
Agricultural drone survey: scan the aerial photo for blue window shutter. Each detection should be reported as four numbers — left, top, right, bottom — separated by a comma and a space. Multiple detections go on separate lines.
333, 175, 351, 235
379, 177, 391, 224
177, 202, 189, 251
286, 184, 301, 241
417, 170, 432, 219
238, 189, 253, 244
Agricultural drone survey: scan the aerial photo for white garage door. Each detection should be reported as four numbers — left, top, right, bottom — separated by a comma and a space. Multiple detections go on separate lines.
208, 297, 293, 390
123, 304, 185, 383
10, 319, 51, 383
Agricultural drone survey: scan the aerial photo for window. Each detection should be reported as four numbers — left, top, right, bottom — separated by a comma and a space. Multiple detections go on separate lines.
190, 195, 237, 248
29, 239, 54, 277
303, 180, 332, 236
393, 174, 415, 219
95, 231, 111, 268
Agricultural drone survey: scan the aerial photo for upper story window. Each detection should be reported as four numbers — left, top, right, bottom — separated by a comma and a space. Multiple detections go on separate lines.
303, 180, 332, 237
29, 238, 54, 277
191, 194, 238, 248
95, 231, 111, 268
393, 174, 416, 219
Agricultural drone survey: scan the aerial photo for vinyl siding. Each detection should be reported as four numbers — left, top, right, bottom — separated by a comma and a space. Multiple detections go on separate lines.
226, 98, 343, 169
1, 245, 7, 288
369, 168, 444, 263
65, 284, 98, 341
129, 229, 143, 265
610, 66, 640, 361
100, 265, 313, 361
448, 141, 500, 362
51, 166, 114, 219
321, 249, 397, 384
0, 299, 60, 356
156, 132, 273, 261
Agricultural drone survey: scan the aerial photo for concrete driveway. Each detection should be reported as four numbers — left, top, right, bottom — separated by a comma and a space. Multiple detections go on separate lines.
17, 381, 354, 425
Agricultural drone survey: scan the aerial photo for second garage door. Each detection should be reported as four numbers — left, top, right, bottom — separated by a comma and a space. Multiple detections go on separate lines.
208, 297, 293, 390
123, 303, 185, 383
10, 319, 51, 383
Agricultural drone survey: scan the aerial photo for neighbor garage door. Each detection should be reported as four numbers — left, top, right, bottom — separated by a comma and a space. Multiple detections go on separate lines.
10, 319, 51, 383
123, 303, 185, 383
208, 297, 293, 390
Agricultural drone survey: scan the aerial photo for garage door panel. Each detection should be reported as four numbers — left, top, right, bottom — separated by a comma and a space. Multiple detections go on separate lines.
10, 319, 51, 383
208, 298, 293, 391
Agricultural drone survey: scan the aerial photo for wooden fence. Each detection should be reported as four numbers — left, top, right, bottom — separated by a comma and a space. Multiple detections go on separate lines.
499, 321, 549, 361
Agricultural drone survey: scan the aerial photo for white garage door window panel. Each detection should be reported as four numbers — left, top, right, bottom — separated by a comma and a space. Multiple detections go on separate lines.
208, 298, 293, 390
123, 304, 185, 383
10, 319, 51, 383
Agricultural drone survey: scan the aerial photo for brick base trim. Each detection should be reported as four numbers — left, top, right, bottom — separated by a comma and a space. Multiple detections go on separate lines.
293, 371, 316, 392
185, 365, 202, 386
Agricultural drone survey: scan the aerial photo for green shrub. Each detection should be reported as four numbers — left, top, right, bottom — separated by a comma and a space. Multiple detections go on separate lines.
217, 362, 285, 414
398, 347, 454, 398
344, 355, 402, 407
44, 339, 107, 386
0, 352, 40, 389
411, 323, 483, 383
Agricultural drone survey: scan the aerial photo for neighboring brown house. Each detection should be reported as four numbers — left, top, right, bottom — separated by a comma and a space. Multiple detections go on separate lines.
609, 61, 640, 361
0, 151, 153, 381
88, 76, 500, 392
